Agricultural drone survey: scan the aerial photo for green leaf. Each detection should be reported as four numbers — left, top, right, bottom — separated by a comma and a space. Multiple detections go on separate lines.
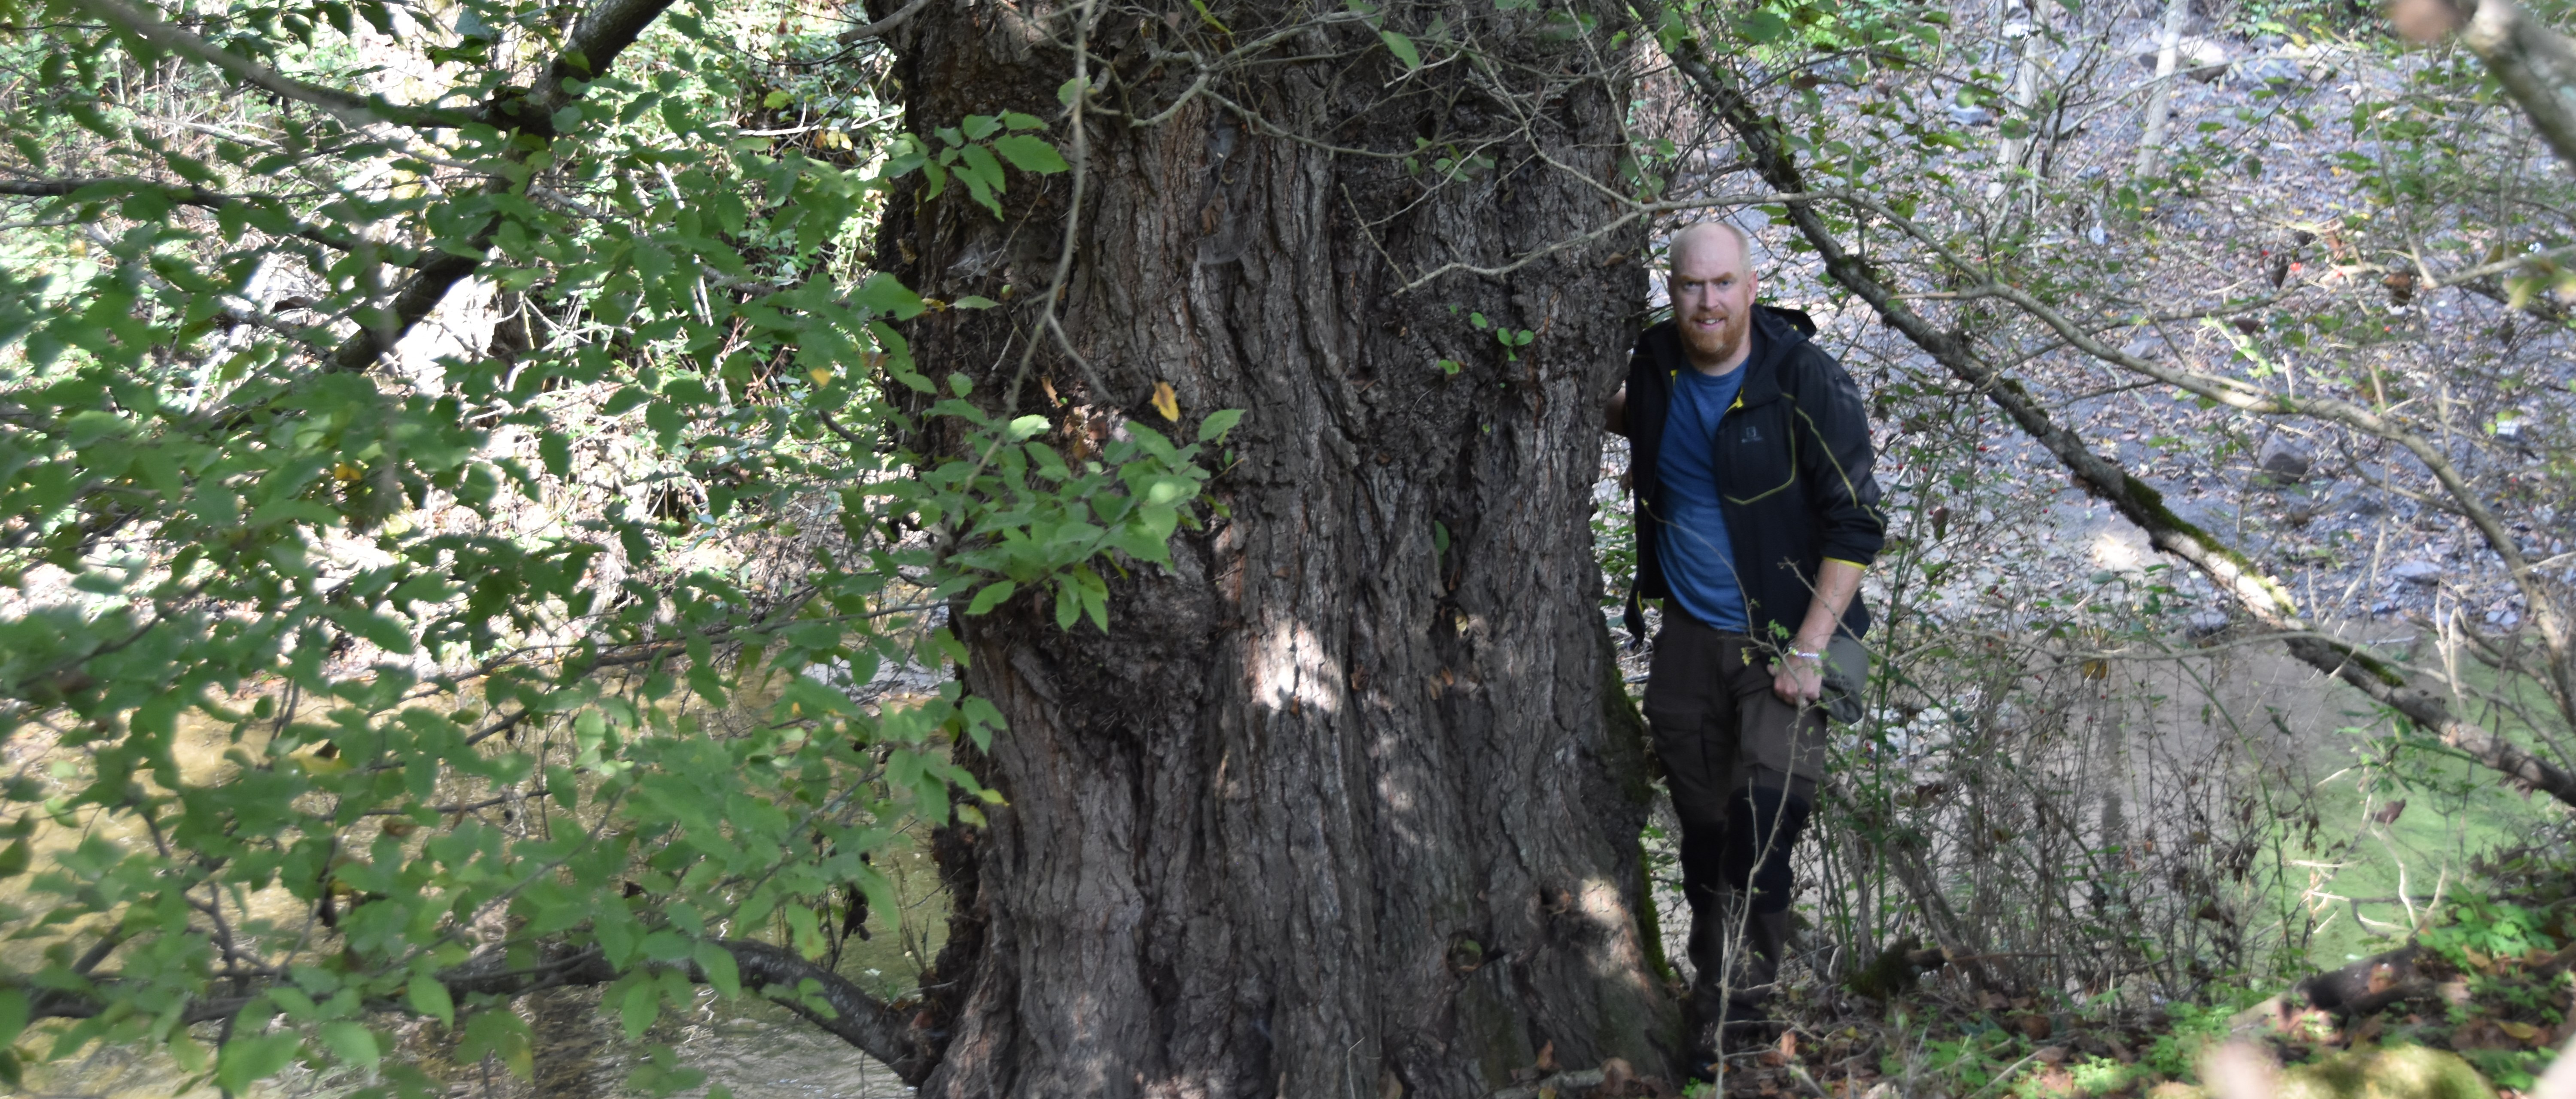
1196, 408, 1245, 442
1379, 29, 1422, 71
0, 987, 26, 1048
967, 580, 1017, 615
216, 1033, 300, 1094
957, 143, 1007, 194
620, 980, 659, 1040
856, 272, 926, 320
990, 134, 1069, 174
1433, 521, 1451, 554
319, 1021, 379, 1069
538, 431, 574, 478
408, 973, 455, 1027
334, 609, 416, 655
0, 838, 25, 878
1741, 8, 1789, 42
693, 941, 741, 999
762, 90, 793, 109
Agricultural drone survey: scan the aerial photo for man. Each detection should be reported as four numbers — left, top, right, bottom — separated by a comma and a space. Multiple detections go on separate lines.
1605, 222, 1883, 1070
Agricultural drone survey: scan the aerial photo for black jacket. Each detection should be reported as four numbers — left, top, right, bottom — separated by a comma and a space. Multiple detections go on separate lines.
1624, 306, 1885, 642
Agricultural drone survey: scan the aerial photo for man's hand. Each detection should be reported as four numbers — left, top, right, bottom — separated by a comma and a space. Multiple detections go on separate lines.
1773, 559, 1864, 706
1772, 650, 1824, 706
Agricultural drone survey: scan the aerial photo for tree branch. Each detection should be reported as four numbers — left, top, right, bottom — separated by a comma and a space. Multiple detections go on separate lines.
67, 0, 470, 131
318, 0, 684, 374
1656, 30, 2576, 810
716, 939, 938, 1083
837, 0, 932, 44
0, 176, 413, 261
2444, 0, 2576, 171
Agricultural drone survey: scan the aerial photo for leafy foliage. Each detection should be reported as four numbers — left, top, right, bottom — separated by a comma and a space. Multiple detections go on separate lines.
0, 0, 1234, 1091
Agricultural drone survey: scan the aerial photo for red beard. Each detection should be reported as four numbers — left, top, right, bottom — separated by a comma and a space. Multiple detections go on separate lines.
1680, 312, 1748, 365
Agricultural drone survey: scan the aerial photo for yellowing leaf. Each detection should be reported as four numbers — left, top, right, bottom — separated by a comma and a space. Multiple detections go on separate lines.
808, 367, 833, 387
1151, 381, 1179, 422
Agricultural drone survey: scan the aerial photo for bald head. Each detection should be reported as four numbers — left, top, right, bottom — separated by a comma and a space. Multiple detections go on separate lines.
1668, 222, 1750, 276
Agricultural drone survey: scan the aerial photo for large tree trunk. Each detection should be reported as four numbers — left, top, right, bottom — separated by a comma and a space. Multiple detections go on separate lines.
874, 2, 1679, 1094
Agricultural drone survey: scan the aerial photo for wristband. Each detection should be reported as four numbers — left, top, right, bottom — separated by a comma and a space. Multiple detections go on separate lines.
1789, 649, 1823, 662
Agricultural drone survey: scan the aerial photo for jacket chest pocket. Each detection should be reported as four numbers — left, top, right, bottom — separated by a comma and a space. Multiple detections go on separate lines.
1719, 409, 1797, 504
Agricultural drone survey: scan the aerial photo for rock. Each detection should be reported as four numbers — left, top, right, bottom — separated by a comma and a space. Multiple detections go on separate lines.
2150, 1042, 2497, 1099
2234, 56, 2307, 89
2339, 490, 2390, 518
2276, 1044, 2496, 1099
2257, 436, 2314, 482
1947, 103, 1997, 127
2388, 560, 2441, 586
2279, 42, 2346, 82
2130, 35, 2230, 82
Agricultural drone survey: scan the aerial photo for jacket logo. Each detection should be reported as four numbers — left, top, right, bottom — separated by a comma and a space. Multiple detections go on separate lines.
1741, 426, 1762, 442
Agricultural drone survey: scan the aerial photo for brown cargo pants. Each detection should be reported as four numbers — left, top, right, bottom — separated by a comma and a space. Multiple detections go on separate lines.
1640, 616, 1865, 1038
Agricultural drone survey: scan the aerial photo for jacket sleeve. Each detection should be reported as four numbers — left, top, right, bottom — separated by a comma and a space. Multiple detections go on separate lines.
1794, 349, 1886, 568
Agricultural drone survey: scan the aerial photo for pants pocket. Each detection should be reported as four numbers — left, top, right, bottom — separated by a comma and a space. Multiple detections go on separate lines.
1646, 704, 1736, 826
1821, 635, 1870, 726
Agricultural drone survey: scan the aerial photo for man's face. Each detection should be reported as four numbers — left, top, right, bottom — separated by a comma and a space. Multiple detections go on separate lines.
1668, 234, 1757, 370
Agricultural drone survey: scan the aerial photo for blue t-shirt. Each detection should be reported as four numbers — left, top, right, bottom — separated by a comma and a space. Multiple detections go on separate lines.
1656, 362, 1750, 631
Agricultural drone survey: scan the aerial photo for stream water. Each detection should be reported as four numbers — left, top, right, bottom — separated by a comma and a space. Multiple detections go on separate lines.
6, 707, 942, 1099
14, 988, 917, 1099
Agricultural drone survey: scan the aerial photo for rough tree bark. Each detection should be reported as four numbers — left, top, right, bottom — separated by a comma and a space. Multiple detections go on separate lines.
872, 1, 1680, 1095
